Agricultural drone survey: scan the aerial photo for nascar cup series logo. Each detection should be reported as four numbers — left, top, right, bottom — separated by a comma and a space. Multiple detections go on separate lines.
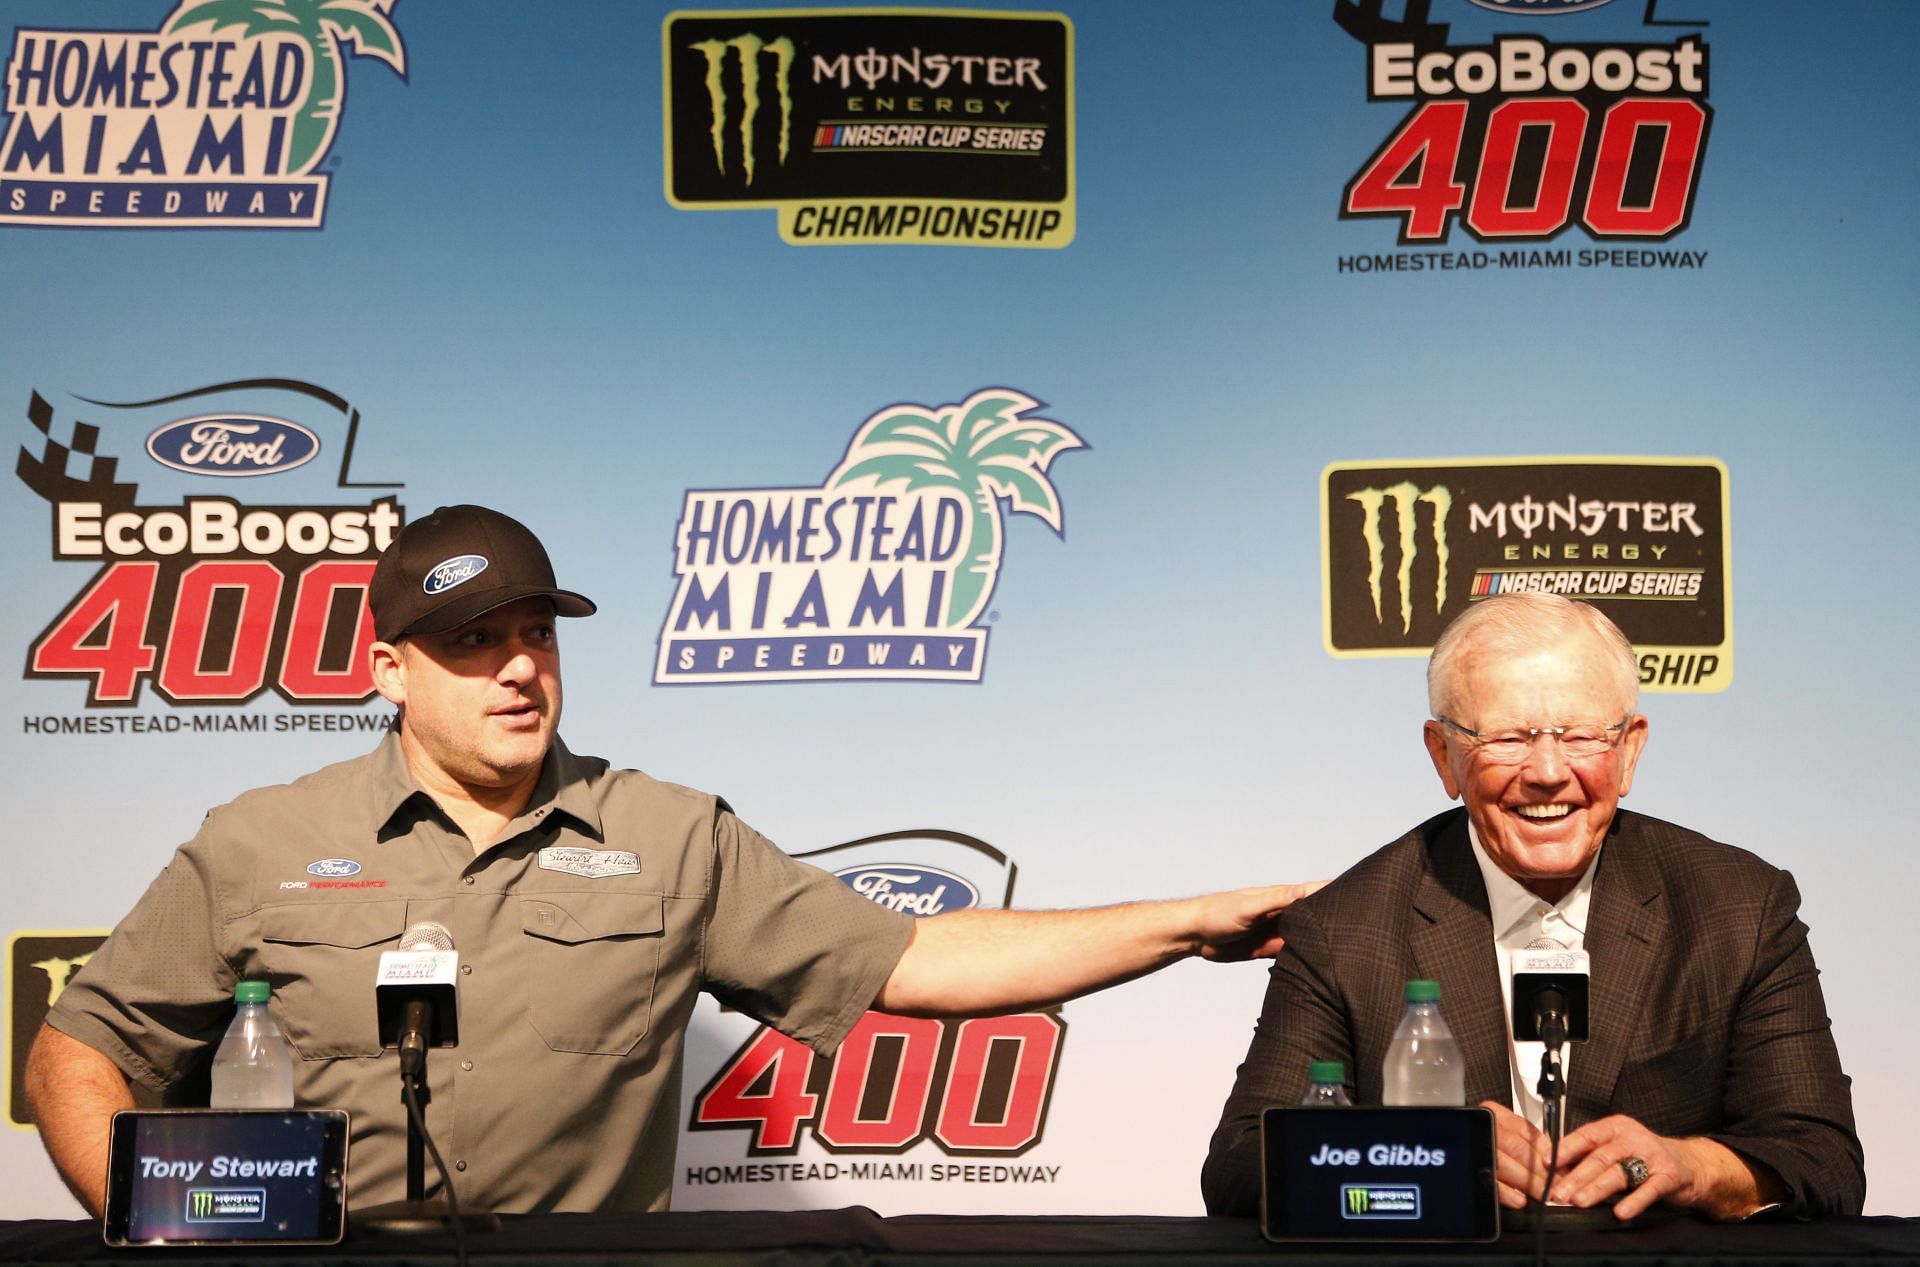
655, 389, 1083, 684
1, 0, 406, 228
1321, 457, 1733, 692
663, 10, 1074, 248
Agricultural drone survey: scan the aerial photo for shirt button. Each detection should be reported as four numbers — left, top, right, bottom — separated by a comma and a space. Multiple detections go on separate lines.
462, 876, 475, 886
455, 1160, 467, 1173
461, 1060, 474, 1072
460, 964, 473, 975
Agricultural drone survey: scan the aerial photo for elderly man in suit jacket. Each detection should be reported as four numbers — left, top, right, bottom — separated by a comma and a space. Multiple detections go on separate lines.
1202, 592, 1862, 1221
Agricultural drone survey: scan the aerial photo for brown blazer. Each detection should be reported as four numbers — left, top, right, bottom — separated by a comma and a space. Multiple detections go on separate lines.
1201, 808, 1863, 1219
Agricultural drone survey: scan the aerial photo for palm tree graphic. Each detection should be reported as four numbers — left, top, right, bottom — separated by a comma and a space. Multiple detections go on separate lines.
164, 0, 406, 174
828, 390, 1084, 629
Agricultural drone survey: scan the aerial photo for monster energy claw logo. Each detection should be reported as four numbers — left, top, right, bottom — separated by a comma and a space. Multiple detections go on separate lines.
1342, 1183, 1420, 1219
691, 33, 794, 185
1347, 483, 1451, 632
186, 1188, 265, 1221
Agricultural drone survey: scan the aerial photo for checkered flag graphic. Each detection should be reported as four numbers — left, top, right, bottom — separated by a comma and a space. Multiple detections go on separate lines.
16, 392, 137, 507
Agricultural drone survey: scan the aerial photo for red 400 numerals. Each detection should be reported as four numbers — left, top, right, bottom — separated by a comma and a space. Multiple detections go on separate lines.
28, 559, 378, 706
1344, 97, 1709, 243
691, 1011, 1064, 1156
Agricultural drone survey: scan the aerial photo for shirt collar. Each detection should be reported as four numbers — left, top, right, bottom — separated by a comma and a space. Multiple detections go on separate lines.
1466, 818, 1598, 946
367, 730, 604, 843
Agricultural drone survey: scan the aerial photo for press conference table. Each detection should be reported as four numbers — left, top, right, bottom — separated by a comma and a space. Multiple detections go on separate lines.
5, 1211, 1919, 1266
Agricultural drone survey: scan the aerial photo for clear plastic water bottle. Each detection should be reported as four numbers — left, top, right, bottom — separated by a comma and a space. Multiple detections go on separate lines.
1301, 1060, 1353, 1106
210, 980, 295, 1108
1383, 979, 1464, 1105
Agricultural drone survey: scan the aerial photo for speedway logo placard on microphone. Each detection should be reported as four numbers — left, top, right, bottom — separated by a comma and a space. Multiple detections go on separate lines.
375, 923, 458, 1050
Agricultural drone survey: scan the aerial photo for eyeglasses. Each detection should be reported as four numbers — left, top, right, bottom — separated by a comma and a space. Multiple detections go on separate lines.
1435, 716, 1629, 764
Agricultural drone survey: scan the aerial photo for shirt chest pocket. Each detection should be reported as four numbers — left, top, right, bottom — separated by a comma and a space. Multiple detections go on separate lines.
258, 902, 408, 1059
519, 893, 664, 1056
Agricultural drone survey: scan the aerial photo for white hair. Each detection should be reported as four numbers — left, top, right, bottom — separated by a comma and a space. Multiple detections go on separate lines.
1426, 592, 1639, 719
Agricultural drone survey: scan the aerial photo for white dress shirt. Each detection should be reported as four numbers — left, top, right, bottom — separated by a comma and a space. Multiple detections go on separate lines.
1466, 823, 1600, 1137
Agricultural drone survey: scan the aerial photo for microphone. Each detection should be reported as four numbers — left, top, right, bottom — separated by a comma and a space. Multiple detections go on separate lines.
1511, 947, 1591, 1224
1510, 947, 1590, 1051
377, 920, 460, 1079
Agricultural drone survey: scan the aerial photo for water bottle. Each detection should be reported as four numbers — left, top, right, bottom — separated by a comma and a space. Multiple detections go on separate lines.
1302, 1060, 1353, 1106
1383, 979, 1464, 1105
210, 980, 295, 1108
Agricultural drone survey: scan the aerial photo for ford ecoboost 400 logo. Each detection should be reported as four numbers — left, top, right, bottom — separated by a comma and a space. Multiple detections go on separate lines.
834, 864, 979, 916
146, 415, 320, 477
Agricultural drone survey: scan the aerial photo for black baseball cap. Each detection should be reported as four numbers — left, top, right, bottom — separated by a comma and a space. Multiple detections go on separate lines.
369, 504, 596, 643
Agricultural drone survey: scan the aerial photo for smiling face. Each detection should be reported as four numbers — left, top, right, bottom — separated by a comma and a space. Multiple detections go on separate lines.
370, 596, 562, 817
1422, 631, 1648, 903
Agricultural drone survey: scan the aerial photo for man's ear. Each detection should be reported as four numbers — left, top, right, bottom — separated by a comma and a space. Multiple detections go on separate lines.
1423, 721, 1463, 800
1614, 713, 1650, 797
369, 639, 407, 707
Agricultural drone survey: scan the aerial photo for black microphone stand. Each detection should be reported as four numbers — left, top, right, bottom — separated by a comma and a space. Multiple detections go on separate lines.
400, 1000, 431, 1206
1537, 1006, 1567, 1152
1531, 1000, 1569, 1267
353, 1001, 499, 1239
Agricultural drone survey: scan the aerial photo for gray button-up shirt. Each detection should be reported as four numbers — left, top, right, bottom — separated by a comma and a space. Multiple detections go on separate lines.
50, 732, 914, 1212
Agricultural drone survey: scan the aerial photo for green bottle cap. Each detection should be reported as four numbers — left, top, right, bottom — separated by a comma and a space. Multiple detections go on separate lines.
234, 980, 270, 1004
1405, 979, 1440, 1003
1309, 1061, 1345, 1083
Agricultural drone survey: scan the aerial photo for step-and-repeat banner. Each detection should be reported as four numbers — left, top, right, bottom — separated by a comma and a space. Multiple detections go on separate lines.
4, 0, 1914, 1218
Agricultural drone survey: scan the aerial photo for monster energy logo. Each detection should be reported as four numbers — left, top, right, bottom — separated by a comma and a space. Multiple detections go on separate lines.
1346, 483, 1451, 633
31, 951, 93, 1008
186, 1188, 265, 1222
1341, 1184, 1420, 1219
690, 33, 795, 185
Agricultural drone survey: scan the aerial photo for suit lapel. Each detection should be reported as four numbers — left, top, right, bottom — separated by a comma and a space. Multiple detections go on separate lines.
1573, 814, 1668, 1124
1410, 814, 1512, 1106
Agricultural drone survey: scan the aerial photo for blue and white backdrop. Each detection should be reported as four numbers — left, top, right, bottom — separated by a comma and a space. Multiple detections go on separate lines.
3, 0, 1915, 1219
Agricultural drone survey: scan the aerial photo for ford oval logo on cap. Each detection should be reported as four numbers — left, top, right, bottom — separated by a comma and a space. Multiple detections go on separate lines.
834, 864, 979, 917
145, 414, 319, 477
424, 554, 488, 594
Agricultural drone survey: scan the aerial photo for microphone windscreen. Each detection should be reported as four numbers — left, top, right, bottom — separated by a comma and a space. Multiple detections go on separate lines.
399, 920, 454, 952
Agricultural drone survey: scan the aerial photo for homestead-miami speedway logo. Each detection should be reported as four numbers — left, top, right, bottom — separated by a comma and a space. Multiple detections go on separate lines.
655, 389, 1083, 684
1, 0, 406, 228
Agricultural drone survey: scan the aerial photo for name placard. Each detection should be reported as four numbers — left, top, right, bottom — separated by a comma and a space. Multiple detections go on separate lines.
1260, 1106, 1498, 1242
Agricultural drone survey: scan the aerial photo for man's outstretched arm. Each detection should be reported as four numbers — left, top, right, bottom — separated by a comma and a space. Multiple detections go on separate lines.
875, 883, 1321, 1015
25, 1024, 135, 1219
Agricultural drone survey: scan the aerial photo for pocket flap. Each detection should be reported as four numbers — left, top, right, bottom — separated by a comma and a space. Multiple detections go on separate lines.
261, 900, 408, 950
520, 893, 664, 944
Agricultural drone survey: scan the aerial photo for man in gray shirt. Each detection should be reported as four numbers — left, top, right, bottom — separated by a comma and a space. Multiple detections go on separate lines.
30, 503, 1317, 1216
